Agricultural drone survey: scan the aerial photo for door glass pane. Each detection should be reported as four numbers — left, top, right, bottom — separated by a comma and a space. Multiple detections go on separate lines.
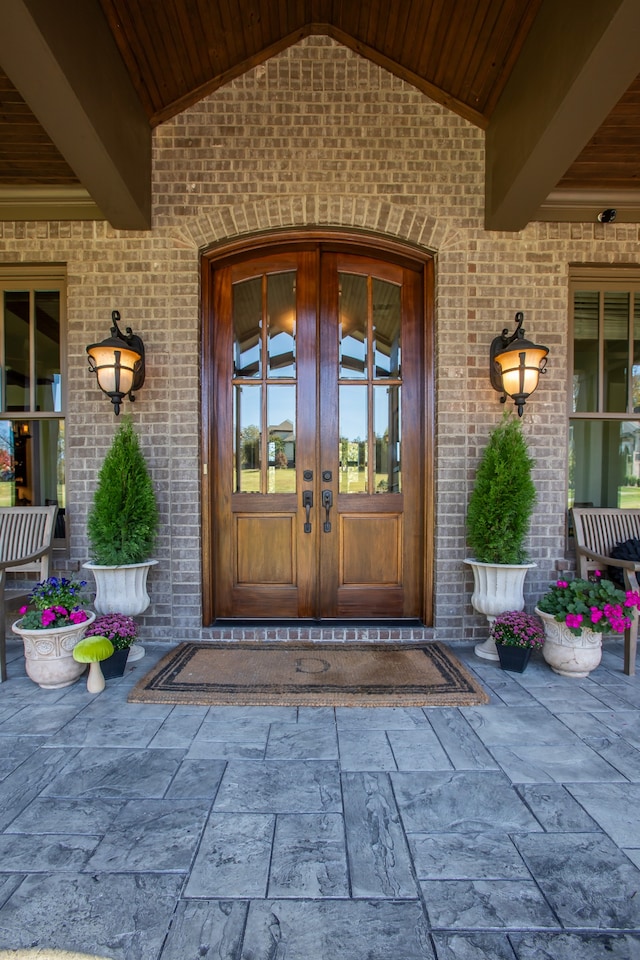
4, 291, 30, 411
373, 279, 401, 378
374, 386, 401, 492
569, 418, 640, 509
233, 277, 261, 378
35, 290, 61, 412
573, 290, 599, 412
603, 291, 629, 413
234, 385, 261, 492
267, 385, 296, 493
339, 384, 368, 493
267, 272, 296, 378
339, 274, 367, 379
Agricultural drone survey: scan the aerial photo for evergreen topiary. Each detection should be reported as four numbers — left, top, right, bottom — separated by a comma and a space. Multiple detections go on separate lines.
466, 411, 536, 565
87, 416, 159, 565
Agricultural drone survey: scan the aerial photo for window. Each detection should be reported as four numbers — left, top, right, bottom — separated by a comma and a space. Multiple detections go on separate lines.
570, 268, 640, 510
0, 267, 66, 543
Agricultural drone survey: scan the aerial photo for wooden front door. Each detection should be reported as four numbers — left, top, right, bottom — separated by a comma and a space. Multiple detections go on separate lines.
203, 240, 430, 622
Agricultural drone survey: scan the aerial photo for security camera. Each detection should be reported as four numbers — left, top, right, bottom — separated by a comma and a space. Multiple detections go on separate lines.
597, 208, 617, 223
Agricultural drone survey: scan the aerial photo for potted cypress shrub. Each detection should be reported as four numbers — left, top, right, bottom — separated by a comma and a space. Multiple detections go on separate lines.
83, 416, 159, 628
465, 411, 537, 660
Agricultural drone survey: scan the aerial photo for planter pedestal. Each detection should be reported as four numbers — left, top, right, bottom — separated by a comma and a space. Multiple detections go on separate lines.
536, 607, 602, 678
465, 560, 536, 661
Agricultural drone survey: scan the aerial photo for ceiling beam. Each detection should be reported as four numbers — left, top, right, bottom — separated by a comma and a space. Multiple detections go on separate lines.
485, 0, 640, 232
0, 0, 151, 229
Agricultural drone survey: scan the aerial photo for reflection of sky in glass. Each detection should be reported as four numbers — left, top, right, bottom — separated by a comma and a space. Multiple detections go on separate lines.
267, 387, 295, 432
340, 386, 367, 441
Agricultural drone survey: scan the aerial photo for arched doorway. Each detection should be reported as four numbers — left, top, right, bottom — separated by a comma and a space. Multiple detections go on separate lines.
201, 234, 434, 623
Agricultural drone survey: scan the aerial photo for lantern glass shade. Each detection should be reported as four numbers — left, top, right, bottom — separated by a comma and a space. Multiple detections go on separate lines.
495, 345, 547, 400
87, 343, 140, 399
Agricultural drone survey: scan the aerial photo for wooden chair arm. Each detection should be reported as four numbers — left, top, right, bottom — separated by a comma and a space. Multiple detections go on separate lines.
0, 544, 52, 572
575, 545, 640, 570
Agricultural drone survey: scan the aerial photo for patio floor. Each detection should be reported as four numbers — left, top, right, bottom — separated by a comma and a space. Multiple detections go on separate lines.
1, 633, 640, 959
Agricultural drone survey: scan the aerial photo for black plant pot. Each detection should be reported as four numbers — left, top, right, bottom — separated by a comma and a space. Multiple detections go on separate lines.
101, 648, 130, 680
496, 644, 532, 673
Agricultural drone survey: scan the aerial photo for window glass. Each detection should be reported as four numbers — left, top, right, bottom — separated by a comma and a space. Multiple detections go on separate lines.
233, 385, 261, 493
603, 292, 629, 413
0, 278, 65, 540
570, 276, 640, 511
570, 419, 640, 510
267, 272, 296, 378
233, 277, 261, 378
4, 291, 30, 412
339, 274, 367, 379
572, 290, 599, 412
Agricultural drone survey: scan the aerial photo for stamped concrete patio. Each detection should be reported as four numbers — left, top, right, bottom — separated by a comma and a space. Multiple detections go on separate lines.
1, 633, 640, 959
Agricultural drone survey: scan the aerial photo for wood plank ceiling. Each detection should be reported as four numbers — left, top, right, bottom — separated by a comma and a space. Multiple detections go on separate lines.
0, 0, 639, 229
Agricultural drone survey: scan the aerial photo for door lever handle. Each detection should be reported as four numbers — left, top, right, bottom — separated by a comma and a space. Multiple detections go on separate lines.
322, 489, 333, 532
302, 490, 313, 533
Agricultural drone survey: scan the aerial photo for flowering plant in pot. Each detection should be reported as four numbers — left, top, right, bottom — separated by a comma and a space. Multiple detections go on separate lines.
17, 576, 91, 630
12, 576, 95, 689
535, 571, 640, 678
84, 613, 138, 679
489, 610, 545, 672
536, 572, 640, 636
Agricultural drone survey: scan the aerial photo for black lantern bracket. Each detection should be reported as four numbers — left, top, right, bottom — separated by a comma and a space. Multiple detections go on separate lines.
109, 310, 145, 395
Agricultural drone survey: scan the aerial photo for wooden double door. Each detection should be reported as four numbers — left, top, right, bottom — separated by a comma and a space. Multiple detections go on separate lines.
203, 240, 431, 622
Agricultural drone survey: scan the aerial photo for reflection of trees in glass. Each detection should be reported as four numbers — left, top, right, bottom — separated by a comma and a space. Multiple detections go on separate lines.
240, 424, 260, 469
0, 424, 14, 481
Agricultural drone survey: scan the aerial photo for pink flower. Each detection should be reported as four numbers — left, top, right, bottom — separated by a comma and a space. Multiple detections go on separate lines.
566, 613, 583, 628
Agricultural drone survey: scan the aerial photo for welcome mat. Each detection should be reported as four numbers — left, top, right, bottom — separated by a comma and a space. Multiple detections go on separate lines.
128, 642, 489, 707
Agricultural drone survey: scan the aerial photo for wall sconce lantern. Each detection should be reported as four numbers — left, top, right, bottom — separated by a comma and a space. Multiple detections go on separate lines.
86, 311, 145, 415
490, 311, 548, 417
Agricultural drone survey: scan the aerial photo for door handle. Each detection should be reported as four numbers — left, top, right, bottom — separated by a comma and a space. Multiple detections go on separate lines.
322, 489, 333, 532
302, 490, 313, 533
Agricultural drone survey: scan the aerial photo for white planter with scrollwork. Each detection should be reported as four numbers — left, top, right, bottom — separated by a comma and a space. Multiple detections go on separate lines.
12, 612, 96, 689
536, 606, 602, 678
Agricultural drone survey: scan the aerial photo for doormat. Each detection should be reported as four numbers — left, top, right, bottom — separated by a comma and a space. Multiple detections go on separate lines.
128, 642, 489, 707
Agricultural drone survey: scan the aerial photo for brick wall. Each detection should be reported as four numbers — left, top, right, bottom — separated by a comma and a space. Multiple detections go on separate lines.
1, 36, 640, 644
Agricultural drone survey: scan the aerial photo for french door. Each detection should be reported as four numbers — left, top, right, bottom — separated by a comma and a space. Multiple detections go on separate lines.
203, 240, 431, 622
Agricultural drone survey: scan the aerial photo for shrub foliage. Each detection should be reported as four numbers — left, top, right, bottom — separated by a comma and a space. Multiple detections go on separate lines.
87, 416, 159, 565
466, 412, 536, 564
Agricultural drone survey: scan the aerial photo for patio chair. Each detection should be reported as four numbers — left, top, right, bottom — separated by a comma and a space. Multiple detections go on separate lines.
0, 504, 58, 682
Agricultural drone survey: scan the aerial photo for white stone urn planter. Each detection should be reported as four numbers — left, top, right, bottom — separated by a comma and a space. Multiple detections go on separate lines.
82, 561, 157, 661
82, 560, 157, 616
12, 611, 96, 689
536, 606, 602, 678
465, 559, 536, 661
